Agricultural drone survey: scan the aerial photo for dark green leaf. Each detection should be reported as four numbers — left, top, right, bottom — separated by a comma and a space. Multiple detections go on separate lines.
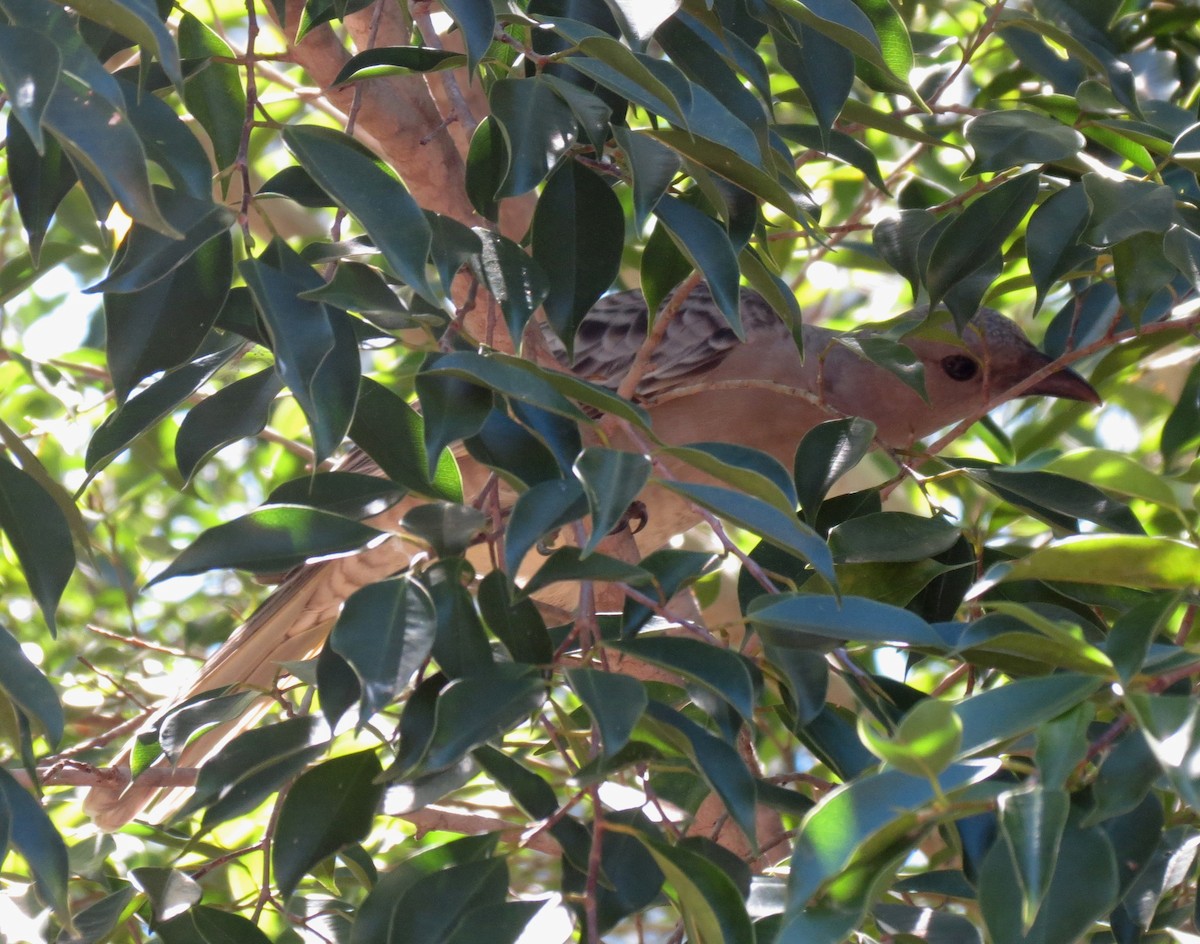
332, 46, 467, 83
965, 111, 1085, 174
662, 481, 835, 584
532, 161, 624, 341
273, 751, 385, 899
330, 577, 436, 724
0, 623, 63, 746
283, 125, 437, 302
149, 506, 381, 584
240, 246, 360, 462
749, 593, 944, 648
0, 767, 68, 921
408, 664, 545, 777
85, 343, 237, 472
573, 447, 651, 555
489, 77, 579, 197
566, 668, 647, 759
794, 418, 876, 521
639, 836, 755, 944
610, 636, 757, 724
1082, 175, 1174, 246
0, 25, 60, 151
176, 368, 284, 483
156, 906, 273, 944
926, 173, 1039, 312
351, 376, 463, 501
0, 456, 74, 635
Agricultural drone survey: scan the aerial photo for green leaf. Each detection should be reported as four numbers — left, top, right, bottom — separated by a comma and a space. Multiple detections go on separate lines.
503, 478, 588, 579
351, 377, 463, 502
180, 716, 328, 827
240, 247, 360, 463
176, 368, 284, 483
640, 836, 755, 944
573, 447, 651, 555
43, 73, 176, 236
426, 351, 585, 421
439, 0, 494, 73
1113, 230, 1177, 323
965, 111, 1085, 174
91, 188, 233, 296
874, 209, 938, 297
663, 442, 797, 515
651, 196, 743, 332
283, 125, 437, 302
130, 866, 202, 922
955, 674, 1100, 756
273, 751, 385, 899
974, 535, 1200, 593
0, 25, 60, 152
793, 419, 876, 522
467, 229, 550, 342
157, 907, 273, 944
0, 623, 63, 746
5, 123, 77, 265
613, 125, 681, 227
149, 506, 382, 584
464, 116, 505, 221
1034, 702, 1092, 790
83, 341, 234, 472
532, 160, 624, 341
662, 481, 835, 584
645, 701, 759, 850
829, 513, 960, 563
1045, 448, 1182, 512
0, 456, 75, 634
520, 547, 653, 599
953, 461, 1144, 535
926, 173, 1039, 313
788, 761, 997, 907
859, 697, 962, 779
67, 0, 182, 87
68, 886, 136, 944
998, 786, 1070, 929
775, 25, 853, 144
332, 46, 467, 83
330, 577, 437, 724
609, 636, 757, 724
648, 127, 803, 221
408, 664, 545, 777
489, 77, 579, 197
979, 811, 1118, 944
1082, 174, 1174, 246
749, 593, 943, 648
178, 13, 245, 171
566, 668, 647, 759
0, 767, 68, 921
1026, 183, 1094, 310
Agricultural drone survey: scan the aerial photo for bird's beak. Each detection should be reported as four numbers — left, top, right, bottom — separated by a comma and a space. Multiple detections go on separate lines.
1023, 363, 1101, 405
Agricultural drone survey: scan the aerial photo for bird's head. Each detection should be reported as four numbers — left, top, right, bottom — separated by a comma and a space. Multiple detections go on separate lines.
832, 305, 1099, 448
899, 305, 1099, 410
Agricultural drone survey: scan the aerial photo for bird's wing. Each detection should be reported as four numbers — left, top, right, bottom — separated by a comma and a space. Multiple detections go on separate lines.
544, 284, 793, 398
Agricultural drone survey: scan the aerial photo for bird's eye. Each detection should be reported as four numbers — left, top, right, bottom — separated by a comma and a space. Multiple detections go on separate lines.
941, 354, 979, 382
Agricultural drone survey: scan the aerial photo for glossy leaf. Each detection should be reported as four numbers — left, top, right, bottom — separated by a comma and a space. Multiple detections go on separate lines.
330, 577, 436, 724
283, 125, 437, 302
0, 767, 68, 920
749, 594, 943, 648
573, 447, 651, 555
609, 635, 757, 723
567, 668, 647, 759
662, 481, 835, 584
176, 368, 284, 483
273, 751, 385, 899
149, 506, 382, 584
0, 456, 74, 634
0, 622, 63, 745
532, 160, 624, 340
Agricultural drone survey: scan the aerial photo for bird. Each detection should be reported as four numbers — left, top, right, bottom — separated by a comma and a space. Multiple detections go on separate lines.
83, 281, 1098, 829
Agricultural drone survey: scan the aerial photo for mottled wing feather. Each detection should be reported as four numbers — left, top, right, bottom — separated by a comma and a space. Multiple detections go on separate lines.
543, 283, 793, 398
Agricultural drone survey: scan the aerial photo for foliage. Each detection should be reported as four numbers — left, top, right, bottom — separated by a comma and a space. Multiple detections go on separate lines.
2, 0, 1200, 941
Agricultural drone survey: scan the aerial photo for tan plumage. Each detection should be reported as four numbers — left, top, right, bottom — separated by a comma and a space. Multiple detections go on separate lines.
84, 282, 1097, 829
